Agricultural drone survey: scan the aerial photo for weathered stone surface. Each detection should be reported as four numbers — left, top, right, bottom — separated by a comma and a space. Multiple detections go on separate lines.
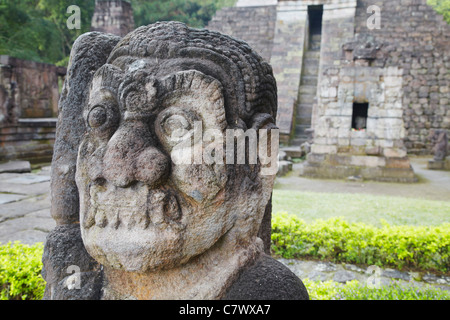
355, 0, 450, 155
0, 56, 65, 125
43, 21, 307, 300
208, 0, 450, 156
207, 5, 276, 62
42, 224, 103, 300
91, 0, 135, 37
333, 270, 357, 283
50, 32, 121, 226
0, 161, 30, 173
429, 129, 448, 161
0, 193, 27, 205
42, 31, 121, 300
427, 156, 450, 171
381, 268, 410, 281
224, 254, 309, 300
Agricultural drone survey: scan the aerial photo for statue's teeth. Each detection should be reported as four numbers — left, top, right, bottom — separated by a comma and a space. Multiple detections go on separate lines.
112, 209, 121, 230
83, 207, 96, 229
89, 188, 182, 230
95, 210, 108, 228
163, 193, 181, 222
148, 191, 165, 225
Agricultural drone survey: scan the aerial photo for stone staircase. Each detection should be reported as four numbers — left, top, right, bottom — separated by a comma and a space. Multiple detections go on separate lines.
292, 34, 321, 146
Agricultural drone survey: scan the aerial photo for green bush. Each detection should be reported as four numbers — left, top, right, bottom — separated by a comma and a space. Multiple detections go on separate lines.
271, 213, 450, 273
1, 233, 449, 300
303, 279, 450, 300
0, 241, 45, 300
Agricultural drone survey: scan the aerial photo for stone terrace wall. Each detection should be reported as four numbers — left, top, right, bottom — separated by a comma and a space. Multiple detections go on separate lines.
355, 0, 450, 154
0, 56, 64, 162
0, 119, 56, 162
207, 6, 277, 63
0, 56, 65, 124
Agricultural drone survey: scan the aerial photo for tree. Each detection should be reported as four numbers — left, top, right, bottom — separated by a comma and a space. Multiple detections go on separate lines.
427, 0, 450, 24
0, 0, 236, 66
131, 0, 236, 28
0, 0, 94, 66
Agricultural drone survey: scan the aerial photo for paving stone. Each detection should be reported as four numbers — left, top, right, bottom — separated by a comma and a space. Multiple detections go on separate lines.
423, 273, 440, 283
2, 174, 50, 185
0, 193, 27, 205
0, 161, 31, 173
27, 208, 51, 219
0, 195, 50, 221
344, 264, 365, 273
382, 268, 411, 281
333, 270, 357, 283
0, 181, 50, 196
0, 229, 49, 245
314, 262, 337, 272
0, 215, 55, 237
307, 270, 329, 282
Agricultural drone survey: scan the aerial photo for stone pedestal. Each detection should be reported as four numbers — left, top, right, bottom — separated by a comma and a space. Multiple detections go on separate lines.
427, 157, 450, 171
303, 151, 417, 182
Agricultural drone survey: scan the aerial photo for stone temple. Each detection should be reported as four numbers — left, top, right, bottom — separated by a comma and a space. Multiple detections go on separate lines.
208, 0, 450, 182
91, 0, 135, 37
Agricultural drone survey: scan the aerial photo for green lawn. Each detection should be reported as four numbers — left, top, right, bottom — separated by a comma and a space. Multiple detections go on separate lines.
272, 189, 450, 227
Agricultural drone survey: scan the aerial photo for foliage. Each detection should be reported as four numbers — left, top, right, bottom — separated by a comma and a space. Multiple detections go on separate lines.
0, 0, 236, 66
131, 0, 236, 29
2, 241, 448, 301
0, 0, 94, 66
271, 213, 450, 273
0, 241, 45, 300
1, 227, 449, 300
428, 0, 450, 24
303, 279, 450, 300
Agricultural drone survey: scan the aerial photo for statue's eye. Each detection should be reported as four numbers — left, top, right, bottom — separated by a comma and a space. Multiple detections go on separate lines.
161, 114, 191, 138
88, 106, 107, 128
155, 107, 199, 150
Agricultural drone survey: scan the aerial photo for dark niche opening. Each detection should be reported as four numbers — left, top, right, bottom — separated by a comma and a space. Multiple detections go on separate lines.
308, 5, 323, 35
308, 5, 323, 50
352, 102, 369, 130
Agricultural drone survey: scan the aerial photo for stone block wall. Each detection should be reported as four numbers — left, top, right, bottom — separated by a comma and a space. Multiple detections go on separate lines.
304, 64, 416, 182
0, 56, 65, 124
0, 56, 64, 162
91, 0, 135, 37
270, 3, 307, 139
207, 0, 449, 157
313, 0, 358, 129
355, 0, 450, 154
0, 119, 57, 162
315, 66, 407, 149
303, 0, 418, 181
207, 5, 277, 63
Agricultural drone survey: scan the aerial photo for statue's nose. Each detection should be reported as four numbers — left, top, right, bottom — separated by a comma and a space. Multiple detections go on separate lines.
102, 121, 170, 188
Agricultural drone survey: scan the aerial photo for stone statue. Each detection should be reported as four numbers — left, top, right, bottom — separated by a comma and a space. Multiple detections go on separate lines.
430, 129, 448, 162
42, 22, 308, 300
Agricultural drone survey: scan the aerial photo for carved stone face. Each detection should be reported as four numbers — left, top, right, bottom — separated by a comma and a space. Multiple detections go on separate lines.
75, 62, 240, 272
74, 22, 277, 274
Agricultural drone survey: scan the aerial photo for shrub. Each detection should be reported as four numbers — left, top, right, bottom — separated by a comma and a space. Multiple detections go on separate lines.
0, 241, 45, 300
1, 232, 449, 300
303, 279, 450, 300
271, 212, 450, 273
